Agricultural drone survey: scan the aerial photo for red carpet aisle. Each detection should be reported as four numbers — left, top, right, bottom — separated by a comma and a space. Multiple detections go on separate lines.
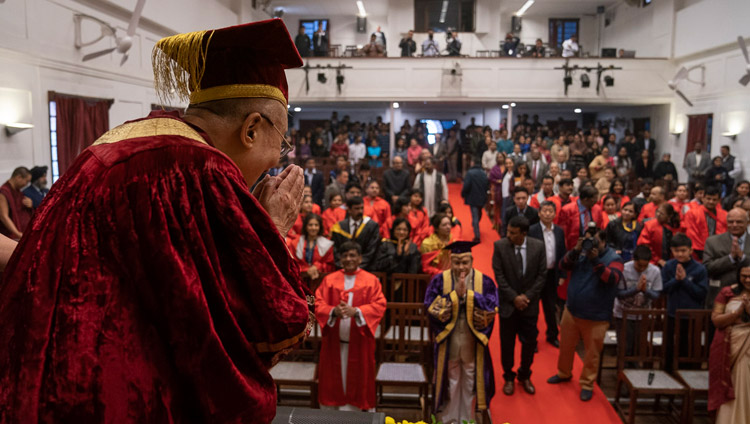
446, 183, 621, 424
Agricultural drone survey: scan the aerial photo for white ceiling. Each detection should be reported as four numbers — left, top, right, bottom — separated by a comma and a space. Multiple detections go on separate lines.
272, 0, 389, 17
500, 0, 619, 16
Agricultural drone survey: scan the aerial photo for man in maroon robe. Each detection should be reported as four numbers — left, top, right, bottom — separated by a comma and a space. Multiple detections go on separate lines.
0, 166, 33, 240
0, 20, 312, 423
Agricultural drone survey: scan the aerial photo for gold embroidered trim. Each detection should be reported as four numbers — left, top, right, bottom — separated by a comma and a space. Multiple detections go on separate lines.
190, 84, 286, 106
92, 118, 206, 146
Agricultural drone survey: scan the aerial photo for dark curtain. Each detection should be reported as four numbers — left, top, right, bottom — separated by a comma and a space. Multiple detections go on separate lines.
53, 93, 111, 176
686, 114, 710, 158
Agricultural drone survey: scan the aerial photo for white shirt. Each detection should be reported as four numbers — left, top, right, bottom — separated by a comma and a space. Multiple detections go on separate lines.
349, 142, 366, 165
694, 152, 702, 166
501, 172, 513, 198
562, 39, 579, 58
327, 272, 366, 339
514, 238, 527, 275
542, 223, 557, 269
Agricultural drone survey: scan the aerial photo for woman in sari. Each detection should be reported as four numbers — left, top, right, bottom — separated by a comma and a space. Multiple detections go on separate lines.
709, 265, 750, 423
419, 213, 453, 276
438, 203, 463, 241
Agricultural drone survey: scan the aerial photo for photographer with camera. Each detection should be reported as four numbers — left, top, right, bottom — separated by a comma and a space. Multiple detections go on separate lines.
547, 225, 624, 402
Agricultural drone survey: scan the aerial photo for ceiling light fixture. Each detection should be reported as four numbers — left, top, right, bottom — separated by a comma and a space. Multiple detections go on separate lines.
439, 0, 449, 23
392, 102, 400, 109
515, 0, 535, 17
356, 1, 367, 17
502, 104, 510, 110
574, 108, 582, 114
510, 102, 517, 107
293, 107, 302, 112
4, 122, 34, 135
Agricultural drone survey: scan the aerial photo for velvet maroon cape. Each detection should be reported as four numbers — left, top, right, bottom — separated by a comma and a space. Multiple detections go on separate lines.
0, 111, 311, 423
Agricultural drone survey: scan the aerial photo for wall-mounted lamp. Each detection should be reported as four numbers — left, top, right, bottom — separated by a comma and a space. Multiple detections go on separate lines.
4, 123, 34, 136
721, 131, 738, 141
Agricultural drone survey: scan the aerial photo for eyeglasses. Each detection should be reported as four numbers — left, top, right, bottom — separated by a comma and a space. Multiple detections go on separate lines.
260, 113, 293, 158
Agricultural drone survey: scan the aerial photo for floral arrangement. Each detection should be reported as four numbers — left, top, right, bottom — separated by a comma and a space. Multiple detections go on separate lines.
385, 416, 484, 424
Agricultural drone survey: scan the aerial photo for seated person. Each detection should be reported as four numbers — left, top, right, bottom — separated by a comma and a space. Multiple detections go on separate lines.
322, 193, 347, 236
421, 213, 455, 276
439, 203, 463, 241
363, 180, 391, 225
407, 188, 431, 245
315, 241, 387, 411
373, 218, 422, 282
288, 213, 335, 282
287, 194, 317, 240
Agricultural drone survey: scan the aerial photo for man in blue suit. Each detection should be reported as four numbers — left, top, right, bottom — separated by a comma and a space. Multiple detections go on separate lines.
527, 200, 566, 347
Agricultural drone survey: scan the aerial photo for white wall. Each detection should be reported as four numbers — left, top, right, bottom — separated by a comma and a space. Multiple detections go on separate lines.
674, 0, 750, 58
600, 0, 675, 58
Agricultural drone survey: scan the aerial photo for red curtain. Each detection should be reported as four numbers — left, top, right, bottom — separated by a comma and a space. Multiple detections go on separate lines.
53, 93, 111, 176
685, 114, 710, 158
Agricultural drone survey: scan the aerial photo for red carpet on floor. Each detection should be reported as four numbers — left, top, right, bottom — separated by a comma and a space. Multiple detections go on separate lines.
446, 183, 621, 424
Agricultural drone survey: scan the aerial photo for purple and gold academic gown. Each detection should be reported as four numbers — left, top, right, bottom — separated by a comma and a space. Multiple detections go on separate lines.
424, 269, 498, 412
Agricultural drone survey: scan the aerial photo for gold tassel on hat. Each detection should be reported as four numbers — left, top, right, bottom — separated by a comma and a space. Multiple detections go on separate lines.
151, 30, 215, 105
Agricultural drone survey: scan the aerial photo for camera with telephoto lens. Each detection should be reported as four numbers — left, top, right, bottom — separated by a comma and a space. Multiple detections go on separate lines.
581, 238, 594, 252
580, 222, 599, 254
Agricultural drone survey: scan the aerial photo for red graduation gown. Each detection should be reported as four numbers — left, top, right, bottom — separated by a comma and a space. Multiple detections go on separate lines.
315, 269, 386, 410
363, 195, 390, 225
0, 111, 312, 423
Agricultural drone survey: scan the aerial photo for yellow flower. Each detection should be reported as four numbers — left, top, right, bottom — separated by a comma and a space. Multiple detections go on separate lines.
385, 418, 396, 424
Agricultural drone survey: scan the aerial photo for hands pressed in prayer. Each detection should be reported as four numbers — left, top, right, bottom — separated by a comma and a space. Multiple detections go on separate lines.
731, 237, 743, 261
306, 265, 320, 280
253, 165, 304, 236
637, 274, 648, 292
334, 300, 357, 319
675, 263, 687, 281
455, 271, 468, 298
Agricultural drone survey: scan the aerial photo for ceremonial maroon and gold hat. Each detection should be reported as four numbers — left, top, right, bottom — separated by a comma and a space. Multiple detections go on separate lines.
152, 19, 303, 106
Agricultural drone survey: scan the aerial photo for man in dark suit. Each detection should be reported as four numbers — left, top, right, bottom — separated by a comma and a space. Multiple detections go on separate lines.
313, 27, 328, 57
462, 158, 489, 242
638, 130, 657, 162
702, 207, 750, 308
294, 25, 311, 57
501, 187, 539, 237
329, 196, 380, 271
492, 215, 547, 396
303, 158, 325, 207
528, 201, 567, 347
383, 156, 411, 205
683, 142, 711, 185
526, 146, 548, 189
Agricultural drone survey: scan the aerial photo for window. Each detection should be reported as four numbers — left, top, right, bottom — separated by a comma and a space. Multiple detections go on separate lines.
415, 0, 476, 33
300, 19, 329, 40
48, 100, 59, 183
548, 18, 579, 50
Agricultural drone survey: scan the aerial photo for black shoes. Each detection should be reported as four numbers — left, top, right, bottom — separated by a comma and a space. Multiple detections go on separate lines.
547, 375, 572, 384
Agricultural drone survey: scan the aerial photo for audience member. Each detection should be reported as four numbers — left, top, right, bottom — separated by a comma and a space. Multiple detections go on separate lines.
638, 130, 657, 162
413, 157, 449, 218
439, 203, 464, 241
294, 25, 311, 57
707, 156, 732, 196
613, 245, 662, 359
363, 180, 391, 225
605, 202, 641, 262
637, 202, 680, 266
708, 265, 750, 421
313, 26, 328, 57
382, 156, 411, 205
637, 186, 666, 222
348, 136, 367, 166
399, 30, 417, 57
482, 139, 498, 172
289, 213, 335, 281
324, 169, 348, 209
373, 218, 421, 277
529, 176, 555, 209
634, 149, 654, 180
559, 185, 599, 249
371, 26, 386, 48
721, 145, 743, 185
589, 147, 612, 181
661, 233, 708, 371
595, 195, 620, 230
407, 189, 430, 244
362, 34, 385, 57
425, 241, 498, 423
502, 33, 520, 56
530, 38, 545, 58
315, 241, 386, 411
528, 201, 567, 346
501, 187, 539, 237
684, 185, 727, 258
703, 208, 750, 308
330, 196, 380, 271
420, 213, 455, 276
447, 31, 462, 56
23, 166, 49, 209
527, 146, 548, 189
0, 167, 32, 240
684, 142, 711, 185
548, 227, 623, 401
654, 153, 678, 181
561, 34, 579, 58
722, 180, 750, 211
322, 193, 346, 235
422, 30, 440, 57
462, 158, 489, 242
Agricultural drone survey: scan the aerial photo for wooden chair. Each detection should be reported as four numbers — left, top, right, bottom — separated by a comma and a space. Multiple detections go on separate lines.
673, 309, 711, 424
375, 302, 430, 420
270, 324, 320, 408
614, 308, 688, 424
389, 273, 431, 303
